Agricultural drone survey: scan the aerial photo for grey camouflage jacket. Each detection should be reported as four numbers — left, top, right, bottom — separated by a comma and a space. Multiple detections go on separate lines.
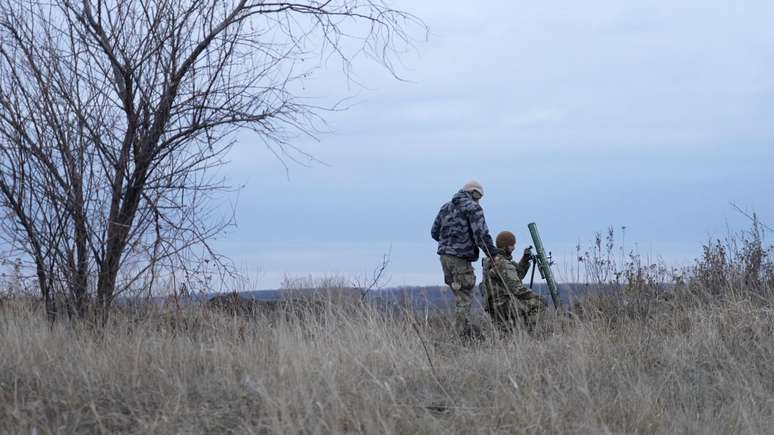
431, 190, 498, 262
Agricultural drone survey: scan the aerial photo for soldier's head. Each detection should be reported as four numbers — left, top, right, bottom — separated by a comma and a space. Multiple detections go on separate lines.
496, 231, 517, 254
462, 180, 484, 202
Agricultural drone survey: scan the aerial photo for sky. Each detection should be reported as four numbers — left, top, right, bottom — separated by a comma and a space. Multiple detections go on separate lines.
214, 0, 774, 289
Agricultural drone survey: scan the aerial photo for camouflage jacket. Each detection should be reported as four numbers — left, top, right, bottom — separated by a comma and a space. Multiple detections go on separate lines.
480, 249, 533, 307
431, 190, 497, 262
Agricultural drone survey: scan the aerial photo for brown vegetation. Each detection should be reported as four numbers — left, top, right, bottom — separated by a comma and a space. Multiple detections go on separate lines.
2, 290, 773, 434
1, 223, 772, 433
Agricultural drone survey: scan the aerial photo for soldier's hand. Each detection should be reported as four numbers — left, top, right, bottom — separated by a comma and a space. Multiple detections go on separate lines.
523, 246, 534, 260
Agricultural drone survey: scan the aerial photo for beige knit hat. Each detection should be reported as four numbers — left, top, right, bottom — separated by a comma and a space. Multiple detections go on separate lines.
462, 180, 484, 197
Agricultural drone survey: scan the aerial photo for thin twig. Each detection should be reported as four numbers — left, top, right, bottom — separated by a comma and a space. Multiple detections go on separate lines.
407, 311, 456, 406
730, 202, 774, 233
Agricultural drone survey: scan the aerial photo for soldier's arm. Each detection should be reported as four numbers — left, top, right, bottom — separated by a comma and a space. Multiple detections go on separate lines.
496, 259, 532, 298
515, 254, 531, 279
507, 262, 546, 305
496, 260, 547, 307
431, 209, 442, 241
468, 204, 498, 257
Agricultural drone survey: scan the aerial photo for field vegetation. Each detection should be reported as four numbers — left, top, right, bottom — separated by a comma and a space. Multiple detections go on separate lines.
1, 222, 773, 434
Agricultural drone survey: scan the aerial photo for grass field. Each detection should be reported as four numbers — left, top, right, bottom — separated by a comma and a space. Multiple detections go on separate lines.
1, 290, 773, 434
1, 227, 773, 434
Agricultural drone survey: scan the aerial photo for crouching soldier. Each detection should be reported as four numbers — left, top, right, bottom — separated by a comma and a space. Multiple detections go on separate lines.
481, 231, 547, 333
431, 180, 499, 340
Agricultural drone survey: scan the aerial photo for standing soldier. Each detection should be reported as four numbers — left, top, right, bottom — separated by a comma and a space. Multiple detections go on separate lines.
431, 180, 498, 339
481, 231, 547, 333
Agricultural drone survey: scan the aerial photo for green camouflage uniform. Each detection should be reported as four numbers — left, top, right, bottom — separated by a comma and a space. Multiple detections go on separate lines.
481, 249, 546, 333
439, 254, 478, 336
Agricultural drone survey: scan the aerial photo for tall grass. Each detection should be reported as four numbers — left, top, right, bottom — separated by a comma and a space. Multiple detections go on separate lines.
1, 222, 774, 434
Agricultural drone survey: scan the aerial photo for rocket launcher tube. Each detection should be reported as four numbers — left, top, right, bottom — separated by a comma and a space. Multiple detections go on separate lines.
528, 222, 561, 309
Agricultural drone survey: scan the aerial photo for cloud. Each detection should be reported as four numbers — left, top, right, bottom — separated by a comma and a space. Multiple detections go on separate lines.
215, 0, 774, 287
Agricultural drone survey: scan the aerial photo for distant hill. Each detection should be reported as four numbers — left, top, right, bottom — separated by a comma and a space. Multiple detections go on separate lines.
202, 283, 588, 312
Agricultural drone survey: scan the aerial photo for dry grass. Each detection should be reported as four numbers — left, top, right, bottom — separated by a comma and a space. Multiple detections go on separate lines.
1, 289, 774, 434
2, 223, 774, 434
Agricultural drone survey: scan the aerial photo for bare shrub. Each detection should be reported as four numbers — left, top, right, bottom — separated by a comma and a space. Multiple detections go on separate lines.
692, 218, 773, 302
280, 274, 362, 307
574, 227, 680, 323
694, 239, 730, 297
575, 218, 773, 323
207, 292, 261, 316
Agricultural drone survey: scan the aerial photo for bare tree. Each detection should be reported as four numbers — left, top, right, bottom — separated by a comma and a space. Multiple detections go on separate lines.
0, 0, 419, 323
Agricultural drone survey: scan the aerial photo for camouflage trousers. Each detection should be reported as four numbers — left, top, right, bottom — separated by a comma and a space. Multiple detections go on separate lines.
486, 293, 546, 334
440, 255, 476, 337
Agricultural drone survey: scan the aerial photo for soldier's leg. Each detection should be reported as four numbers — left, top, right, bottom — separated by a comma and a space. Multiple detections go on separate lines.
506, 298, 526, 333
491, 301, 514, 335
441, 256, 476, 337
487, 299, 510, 334
518, 293, 547, 332
440, 255, 455, 289
454, 274, 476, 337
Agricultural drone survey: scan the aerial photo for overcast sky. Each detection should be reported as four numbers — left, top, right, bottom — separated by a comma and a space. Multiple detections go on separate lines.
215, 0, 774, 288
